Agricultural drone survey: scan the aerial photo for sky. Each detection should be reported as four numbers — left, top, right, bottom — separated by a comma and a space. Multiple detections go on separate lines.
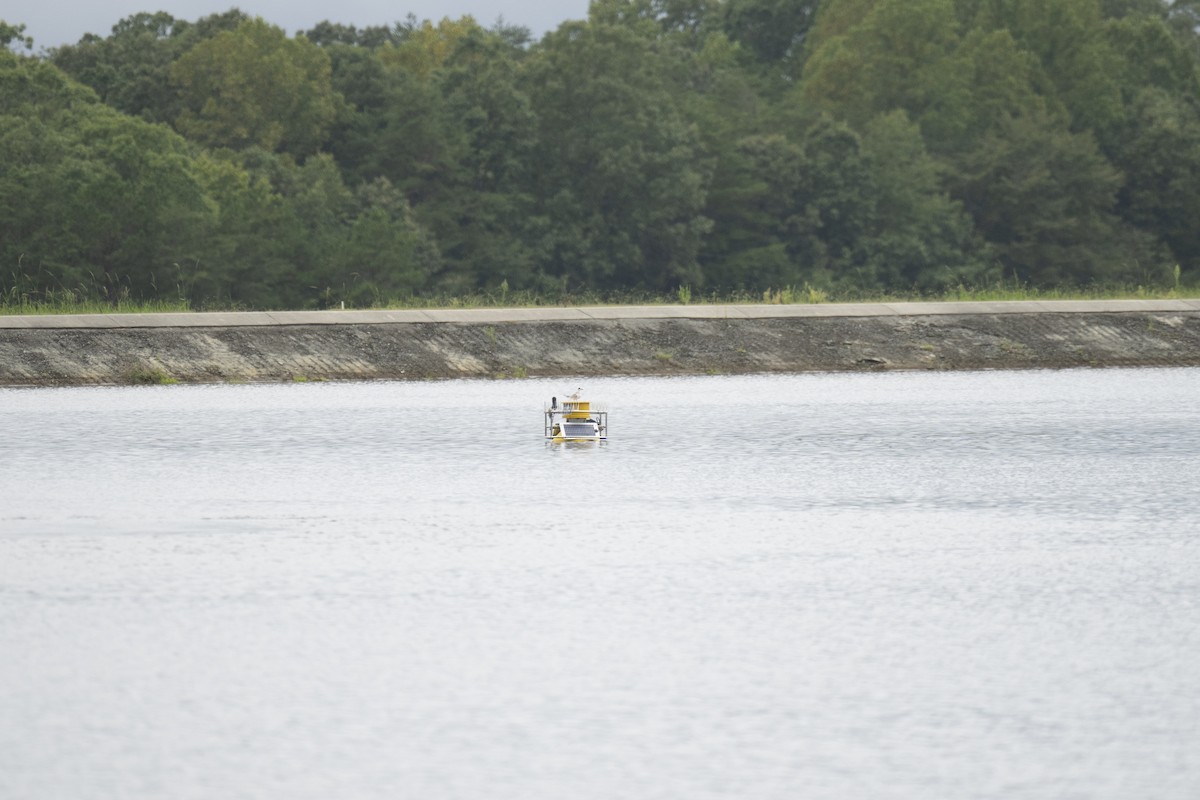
4, 1, 593, 50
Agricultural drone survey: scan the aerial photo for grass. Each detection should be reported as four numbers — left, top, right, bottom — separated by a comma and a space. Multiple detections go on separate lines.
372, 284, 843, 309
1, 282, 194, 315
123, 365, 177, 385
362, 282, 1200, 310
922, 283, 1197, 303
0, 297, 190, 316
4, 281, 1200, 316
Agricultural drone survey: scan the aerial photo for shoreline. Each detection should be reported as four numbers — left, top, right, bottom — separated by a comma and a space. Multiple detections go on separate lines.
2, 301, 1199, 386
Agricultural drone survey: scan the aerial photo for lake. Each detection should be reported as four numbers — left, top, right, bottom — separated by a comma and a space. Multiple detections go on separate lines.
2, 368, 1199, 799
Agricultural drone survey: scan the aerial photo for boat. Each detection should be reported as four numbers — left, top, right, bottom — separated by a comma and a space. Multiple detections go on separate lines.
545, 388, 608, 442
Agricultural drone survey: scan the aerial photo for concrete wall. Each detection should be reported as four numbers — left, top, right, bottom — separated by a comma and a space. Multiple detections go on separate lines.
2, 301, 1199, 385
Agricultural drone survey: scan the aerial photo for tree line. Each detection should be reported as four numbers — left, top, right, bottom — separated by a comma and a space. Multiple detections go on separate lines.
2, 1, 1200, 309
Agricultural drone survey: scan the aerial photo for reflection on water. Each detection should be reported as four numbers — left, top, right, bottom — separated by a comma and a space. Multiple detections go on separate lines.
2, 369, 1200, 799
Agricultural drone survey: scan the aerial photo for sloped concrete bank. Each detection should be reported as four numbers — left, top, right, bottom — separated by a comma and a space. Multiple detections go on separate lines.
2, 301, 1199, 386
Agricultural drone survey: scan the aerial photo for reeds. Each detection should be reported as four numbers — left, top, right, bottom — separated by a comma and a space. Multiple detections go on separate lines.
0, 289, 189, 316
4, 280, 1198, 315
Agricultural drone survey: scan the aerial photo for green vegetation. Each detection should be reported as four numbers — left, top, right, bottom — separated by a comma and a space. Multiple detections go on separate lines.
122, 364, 177, 384
3, 281, 1198, 316
365, 282, 1200, 307
4, 2, 1200, 313
0, 294, 191, 315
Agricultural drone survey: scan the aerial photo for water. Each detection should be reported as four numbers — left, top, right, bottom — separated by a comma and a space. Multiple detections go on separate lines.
2, 368, 1199, 799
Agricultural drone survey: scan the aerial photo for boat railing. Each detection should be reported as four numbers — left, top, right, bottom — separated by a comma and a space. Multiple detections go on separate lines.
545, 405, 608, 438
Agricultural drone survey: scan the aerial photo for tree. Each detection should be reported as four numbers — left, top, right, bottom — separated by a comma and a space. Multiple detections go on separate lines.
191, 149, 439, 308
1105, 11, 1199, 100
959, 0, 1125, 133
1108, 87, 1200, 274
302, 20, 405, 49
1, 51, 213, 302
720, 0, 820, 73
327, 179, 441, 303
852, 111, 988, 288
417, 28, 539, 290
520, 18, 712, 291
50, 10, 247, 124
702, 113, 985, 292
188, 151, 305, 306
50, 12, 186, 123
953, 110, 1161, 284
378, 16, 481, 79
1099, 0, 1171, 18
1101, 14, 1200, 274
800, 0, 965, 132
699, 132, 810, 288
1, 21, 33, 51
170, 18, 340, 155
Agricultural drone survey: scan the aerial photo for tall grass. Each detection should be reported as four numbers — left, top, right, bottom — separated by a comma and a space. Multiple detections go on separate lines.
1, 285, 190, 316
4, 280, 1198, 315
0, 296, 191, 315
367, 281, 1200, 311
878, 282, 1200, 303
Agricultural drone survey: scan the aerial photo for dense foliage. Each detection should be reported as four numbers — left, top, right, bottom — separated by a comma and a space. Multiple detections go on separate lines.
3, 1, 1200, 308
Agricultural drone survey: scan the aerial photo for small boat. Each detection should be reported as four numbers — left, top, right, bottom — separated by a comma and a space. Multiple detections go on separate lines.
545, 388, 608, 442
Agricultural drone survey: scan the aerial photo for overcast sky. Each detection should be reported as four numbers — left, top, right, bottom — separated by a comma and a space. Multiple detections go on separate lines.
5, 1, 593, 50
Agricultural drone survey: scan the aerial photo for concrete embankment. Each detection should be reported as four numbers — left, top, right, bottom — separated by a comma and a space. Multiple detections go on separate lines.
2, 300, 1199, 386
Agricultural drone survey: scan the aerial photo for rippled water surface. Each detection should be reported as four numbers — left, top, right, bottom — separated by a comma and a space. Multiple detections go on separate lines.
3, 369, 1199, 799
